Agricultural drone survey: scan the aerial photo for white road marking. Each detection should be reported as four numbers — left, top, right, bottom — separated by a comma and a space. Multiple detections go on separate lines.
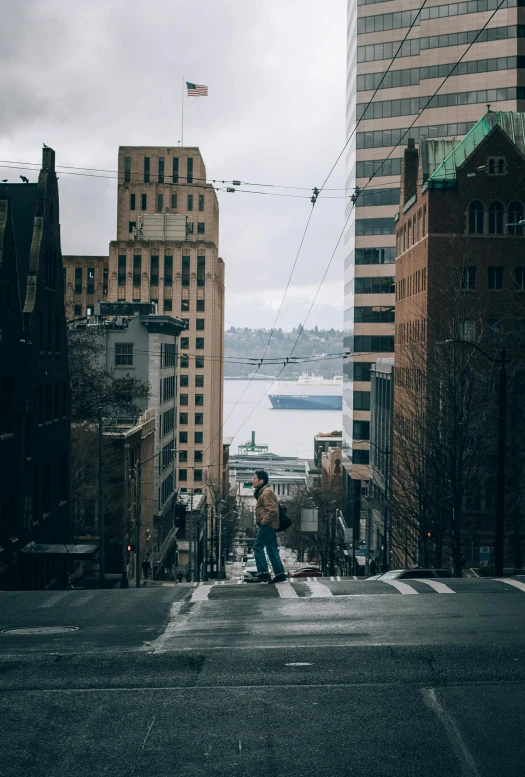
414, 579, 455, 594
162, 583, 175, 587
495, 578, 525, 593
237, 579, 243, 585
304, 581, 334, 598
39, 592, 71, 608
336, 576, 341, 581
381, 580, 419, 595
421, 688, 480, 777
70, 593, 95, 607
330, 576, 335, 581
190, 585, 212, 602
285, 662, 313, 666
220, 581, 226, 586
275, 582, 299, 599
142, 601, 186, 653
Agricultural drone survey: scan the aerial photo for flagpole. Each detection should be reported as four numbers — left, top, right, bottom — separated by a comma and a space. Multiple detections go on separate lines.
181, 75, 184, 147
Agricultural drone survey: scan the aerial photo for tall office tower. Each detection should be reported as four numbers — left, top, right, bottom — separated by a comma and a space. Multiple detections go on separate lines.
344, 0, 524, 527
108, 147, 225, 493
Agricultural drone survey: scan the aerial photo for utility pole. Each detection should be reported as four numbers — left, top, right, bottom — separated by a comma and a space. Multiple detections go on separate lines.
495, 347, 507, 577
329, 513, 336, 576
98, 407, 105, 588
135, 460, 142, 588
382, 449, 391, 573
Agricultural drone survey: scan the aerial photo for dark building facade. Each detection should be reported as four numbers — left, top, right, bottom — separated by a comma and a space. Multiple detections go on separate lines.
0, 147, 71, 589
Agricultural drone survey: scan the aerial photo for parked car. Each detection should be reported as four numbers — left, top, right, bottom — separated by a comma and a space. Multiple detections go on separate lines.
367, 568, 453, 580
288, 567, 322, 579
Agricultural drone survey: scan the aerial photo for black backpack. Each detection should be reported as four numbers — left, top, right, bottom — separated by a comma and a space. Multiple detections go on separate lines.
277, 502, 292, 533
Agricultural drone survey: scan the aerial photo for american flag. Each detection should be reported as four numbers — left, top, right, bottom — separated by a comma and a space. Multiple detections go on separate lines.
187, 82, 208, 97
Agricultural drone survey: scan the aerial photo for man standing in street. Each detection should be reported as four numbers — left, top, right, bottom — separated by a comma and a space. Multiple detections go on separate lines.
252, 470, 287, 584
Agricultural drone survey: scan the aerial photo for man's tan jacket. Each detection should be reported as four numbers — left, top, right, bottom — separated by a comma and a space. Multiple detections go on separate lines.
255, 484, 280, 529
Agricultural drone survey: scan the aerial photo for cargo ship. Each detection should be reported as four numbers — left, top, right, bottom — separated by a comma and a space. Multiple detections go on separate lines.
268, 375, 342, 410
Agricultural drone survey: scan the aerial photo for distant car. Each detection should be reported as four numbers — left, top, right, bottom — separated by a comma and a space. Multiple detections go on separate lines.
288, 567, 322, 579
368, 568, 453, 580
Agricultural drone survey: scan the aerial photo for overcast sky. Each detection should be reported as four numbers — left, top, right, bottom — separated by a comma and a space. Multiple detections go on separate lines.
0, 0, 346, 330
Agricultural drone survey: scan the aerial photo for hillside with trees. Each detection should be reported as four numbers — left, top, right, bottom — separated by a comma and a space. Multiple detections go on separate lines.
224, 326, 343, 378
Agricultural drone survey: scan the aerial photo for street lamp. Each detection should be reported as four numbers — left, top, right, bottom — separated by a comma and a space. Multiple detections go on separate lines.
442, 340, 510, 576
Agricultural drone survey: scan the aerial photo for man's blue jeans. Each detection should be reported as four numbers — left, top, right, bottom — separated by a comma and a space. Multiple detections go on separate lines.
253, 525, 285, 576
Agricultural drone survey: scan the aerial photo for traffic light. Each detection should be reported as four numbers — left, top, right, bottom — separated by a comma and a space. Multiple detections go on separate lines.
127, 544, 135, 552
427, 532, 432, 539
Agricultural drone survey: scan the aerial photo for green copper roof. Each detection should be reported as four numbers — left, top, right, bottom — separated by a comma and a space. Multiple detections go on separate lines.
426, 111, 525, 185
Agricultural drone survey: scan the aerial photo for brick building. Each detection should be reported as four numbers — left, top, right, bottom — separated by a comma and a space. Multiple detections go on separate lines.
63, 255, 108, 318
393, 110, 525, 570
0, 147, 71, 589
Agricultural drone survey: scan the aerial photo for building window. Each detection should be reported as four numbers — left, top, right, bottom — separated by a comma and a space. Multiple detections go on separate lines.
133, 255, 141, 287
508, 201, 524, 235
180, 354, 189, 368
115, 343, 133, 366
468, 201, 484, 234
74, 267, 82, 294
180, 337, 189, 350
196, 318, 205, 331
172, 157, 179, 183
353, 450, 370, 465
354, 336, 394, 352
488, 156, 506, 175
179, 469, 187, 481
354, 306, 394, 323
179, 413, 188, 425
118, 255, 127, 286
180, 394, 188, 406
181, 299, 190, 311
194, 450, 203, 463
144, 157, 150, 183
187, 195, 193, 211
353, 363, 373, 381
124, 156, 131, 183
182, 256, 190, 286
129, 221, 136, 234
164, 256, 173, 286
157, 194, 163, 212
195, 374, 204, 387
179, 450, 188, 463
179, 432, 188, 444
196, 338, 204, 350
158, 156, 164, 183
150, 256, 159, 285
87, 267, 95, 294
195, 413, 203, 425
195, 394, 204, 406
355, 247, 395, 265
515, 320, 525, 342
195, 356, 204, 369
163, 299, 172, 311
199, 194, 204, 211
196, 299, 205, 311
87, 306, 93, 316
197, 222, 205, 234
488, 266, 503, 290
197, 256, 205, 286
514, 267, 525, 289
486, 319, 504, 342
74, 305, 82, 317
355, 217, 396, 236
488, 201, 504, 235
171, 193, 177, 209
141, 193, 147, 210
460, 266, 476, 291
103, 267, 108, 295
180, 375, 189, 387
459, 319, 476, 342
354, 277, 395, 294
353, 420, 370, 439
353, 391, 371, 410
187, 157, 193, 184
181, 318, 189, 330
194, 469, 202, 482
195, 431, 203, 443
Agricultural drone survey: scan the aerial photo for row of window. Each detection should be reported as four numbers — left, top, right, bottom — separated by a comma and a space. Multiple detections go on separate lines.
159, 472, 174, 508
180, 355, 205, 368
458, 318, 525, 342
162, 343, 177, 368
160, 375, 175, 404
118, 255, 206, 287
180, 374, 204, 387
124, 156, 194, 185
355, 217, 396, 236
358, 25, 524, 63
180, 337, 205, 350
179, 431, 203, 444
130, 192, 205, 212
356, 247, 396, 265
358, 0, 520, 35
358, 87, 523, 121
178, 449, 203, 463
396, 318, 427, 345
180, 318, 205, 331
397, 205, 428, 255
468, 200, 524, 235
179, 394, 204, 406
129, 218, 206, 235
461, 265, 525, 290
355, 276, 396, 294
179, 413, 204, 425
160, 442, 174, 472
356, 187, 400, 206
357, 120, 476, 149
354, 305, 395, 323
162, 408, 175, 437
178, 468, 203, 482
354, 335, 395, 352
357, 55, 524, 92
396, 268, 427, 300
356, 159, 402, 178
38, 312, 62, 353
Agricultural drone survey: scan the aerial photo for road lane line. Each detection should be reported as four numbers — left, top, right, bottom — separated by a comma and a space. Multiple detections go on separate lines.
414, 579, 455, 594
305, 581, 334, 598
421, 688, 480, 777
237, 579, 243, 585
495, 578, 525, 593
275, 582, 299, 598
190, 585, 212, 602
381, 580, 419, 595
70, 593, 95, 607
39, 592, 71, 608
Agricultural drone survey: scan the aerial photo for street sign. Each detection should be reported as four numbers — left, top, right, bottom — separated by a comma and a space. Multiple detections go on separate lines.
479, 546, 491, 567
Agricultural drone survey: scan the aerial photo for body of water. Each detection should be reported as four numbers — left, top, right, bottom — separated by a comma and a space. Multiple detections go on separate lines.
223, 379, 342, 459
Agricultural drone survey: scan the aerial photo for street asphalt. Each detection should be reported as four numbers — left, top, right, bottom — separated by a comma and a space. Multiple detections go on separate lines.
1, 577, 525, 777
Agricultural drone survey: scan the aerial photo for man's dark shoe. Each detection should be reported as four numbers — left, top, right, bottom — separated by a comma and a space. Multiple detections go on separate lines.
268, 573, 287, 584
257, 572, 271, 582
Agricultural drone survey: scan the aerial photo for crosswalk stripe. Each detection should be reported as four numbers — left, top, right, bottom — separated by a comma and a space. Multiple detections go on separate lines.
70, 593, 95, 607
336, 576, 341, 581
276, 582, 299, 599
381, 580, 419, 595
305, 581, 334, 598
220, 581, 226, 586
237, 579, 243, 585
190, 585, 211, 602
414, 579, 455, 594
330, 576, 335, 581
39, 592, 71, 608
495, 578, 525, 593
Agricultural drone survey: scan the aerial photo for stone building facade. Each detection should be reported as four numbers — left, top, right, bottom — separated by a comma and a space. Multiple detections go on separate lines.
63, 255, 108, 319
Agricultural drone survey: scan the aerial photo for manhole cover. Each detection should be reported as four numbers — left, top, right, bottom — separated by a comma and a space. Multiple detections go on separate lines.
1, 626, 79, 635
